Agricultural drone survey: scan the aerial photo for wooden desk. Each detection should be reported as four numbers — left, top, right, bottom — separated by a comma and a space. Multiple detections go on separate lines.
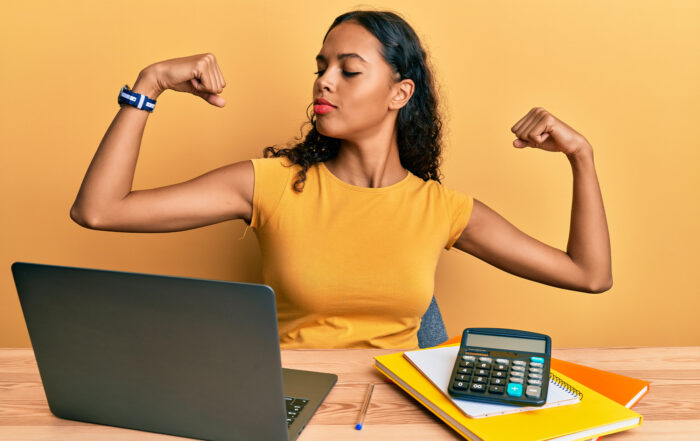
1, 347, 698, 440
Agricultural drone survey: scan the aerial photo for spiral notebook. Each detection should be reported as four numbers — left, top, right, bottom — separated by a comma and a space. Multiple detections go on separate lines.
403, 345, 581, 418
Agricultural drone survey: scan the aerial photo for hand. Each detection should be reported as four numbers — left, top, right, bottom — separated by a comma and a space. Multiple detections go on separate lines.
510, 107, 590, 156
142, 53, 227, 107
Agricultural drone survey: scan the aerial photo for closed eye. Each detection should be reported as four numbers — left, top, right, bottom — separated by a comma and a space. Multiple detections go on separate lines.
314, 69, 360, 77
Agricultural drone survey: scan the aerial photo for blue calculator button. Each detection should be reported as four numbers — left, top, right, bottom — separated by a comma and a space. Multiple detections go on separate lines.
530, 356, 545, 364
506, 383, 523, 397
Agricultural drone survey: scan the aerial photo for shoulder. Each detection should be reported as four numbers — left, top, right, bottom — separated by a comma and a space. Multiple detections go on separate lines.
412, 176, 468, 199
248, 156, 298, 228
405, 176, 473, 219
250, 156, 298, 181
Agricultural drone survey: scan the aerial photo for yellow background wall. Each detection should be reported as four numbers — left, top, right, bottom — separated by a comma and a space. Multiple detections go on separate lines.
2, 1, 698, 348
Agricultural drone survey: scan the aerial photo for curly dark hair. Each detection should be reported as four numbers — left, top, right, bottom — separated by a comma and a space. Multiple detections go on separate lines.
262, 9, 445, 192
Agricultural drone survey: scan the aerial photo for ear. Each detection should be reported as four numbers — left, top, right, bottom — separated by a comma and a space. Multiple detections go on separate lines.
389, 78, 415, 111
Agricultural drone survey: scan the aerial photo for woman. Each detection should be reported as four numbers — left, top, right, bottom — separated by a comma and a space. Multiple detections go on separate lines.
71, 10, 612, 349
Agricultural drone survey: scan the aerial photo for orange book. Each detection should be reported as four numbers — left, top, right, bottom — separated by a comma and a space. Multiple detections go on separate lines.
549, 358, 649, 408
439, 336, 650, 440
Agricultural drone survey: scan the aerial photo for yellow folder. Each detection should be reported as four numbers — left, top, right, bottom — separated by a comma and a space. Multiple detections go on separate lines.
374, 348, 642, 441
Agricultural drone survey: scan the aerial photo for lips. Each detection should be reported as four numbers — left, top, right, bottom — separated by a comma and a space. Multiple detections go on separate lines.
313, 105, 335, 114
313, 98, 336, 115
314, 98, 336, 107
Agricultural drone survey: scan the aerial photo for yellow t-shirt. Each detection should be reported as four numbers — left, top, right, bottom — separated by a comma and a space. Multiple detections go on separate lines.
248, 156, 474, 349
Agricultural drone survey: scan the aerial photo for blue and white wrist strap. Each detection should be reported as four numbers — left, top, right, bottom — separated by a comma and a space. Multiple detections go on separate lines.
118, 84, 157, 112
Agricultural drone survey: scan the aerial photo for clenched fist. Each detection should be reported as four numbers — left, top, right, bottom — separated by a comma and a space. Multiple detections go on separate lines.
141, 53, 227, 108
510, 107, 590, 157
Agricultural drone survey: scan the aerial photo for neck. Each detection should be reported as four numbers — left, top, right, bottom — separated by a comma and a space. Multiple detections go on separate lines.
324, 125, 407, 189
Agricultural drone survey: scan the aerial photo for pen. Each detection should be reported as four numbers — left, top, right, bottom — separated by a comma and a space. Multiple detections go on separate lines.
355, 383, 374, 430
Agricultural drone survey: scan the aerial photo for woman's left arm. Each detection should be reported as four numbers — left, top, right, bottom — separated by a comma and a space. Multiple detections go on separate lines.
453, 107, 612, 293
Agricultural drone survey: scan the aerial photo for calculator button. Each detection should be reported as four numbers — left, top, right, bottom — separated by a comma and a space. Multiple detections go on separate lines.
510, 371, 524, 377
495, 358, 510, 365
471, 383, 486, 392
452, 381, 468, 390
459, 361, 474, 368
527, 379, 542, 386
473, 376, 487, 384
494, 364, 508, 371
476, 369, 489, 376
488, 385, 505, 394
458, 367, 472, 374
492, 371, 506, 378
528, 373, 543, 380
476, 362, 490, 369
506, 383, 523, 397
490, 378, 506, 385
530, 361, 543, 368
530, 356, 545, 364
529, 367, 543, 374
479, 357, 493, 363
462, 355, 476, 361
512, 360, 526, 366
455, 374, 469, 381
509, 377, 524, 384
526, 385, 541, 398
511, 365, 525, 372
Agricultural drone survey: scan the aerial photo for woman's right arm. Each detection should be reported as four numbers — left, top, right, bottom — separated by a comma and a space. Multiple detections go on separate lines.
70, 54, 254, 233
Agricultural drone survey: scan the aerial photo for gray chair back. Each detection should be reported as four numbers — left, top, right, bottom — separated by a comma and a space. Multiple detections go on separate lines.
417, 295, 449, 348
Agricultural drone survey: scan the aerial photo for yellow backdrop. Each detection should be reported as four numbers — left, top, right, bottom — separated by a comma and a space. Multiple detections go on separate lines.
2, 0, 698, 348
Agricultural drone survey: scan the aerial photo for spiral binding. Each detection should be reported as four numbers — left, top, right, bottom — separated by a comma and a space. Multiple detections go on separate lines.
549, 372, 584, 400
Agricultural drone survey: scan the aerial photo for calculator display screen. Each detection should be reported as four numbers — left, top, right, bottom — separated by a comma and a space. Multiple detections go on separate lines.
466, 333, 546, 353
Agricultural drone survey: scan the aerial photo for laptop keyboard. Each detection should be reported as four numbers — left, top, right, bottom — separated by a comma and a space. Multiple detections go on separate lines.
284, 396, 309, 427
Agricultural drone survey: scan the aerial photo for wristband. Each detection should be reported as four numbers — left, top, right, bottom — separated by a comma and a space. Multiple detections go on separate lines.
118, 84, 157, 112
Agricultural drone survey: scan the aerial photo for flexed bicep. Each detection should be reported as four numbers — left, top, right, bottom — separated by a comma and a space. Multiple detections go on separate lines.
452, 199, 599, 293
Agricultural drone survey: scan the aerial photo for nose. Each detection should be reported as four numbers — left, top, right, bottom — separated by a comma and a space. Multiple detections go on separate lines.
316, 70, 335, 93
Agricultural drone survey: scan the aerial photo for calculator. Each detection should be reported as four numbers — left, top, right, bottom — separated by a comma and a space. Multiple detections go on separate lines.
447, 328, 551, 407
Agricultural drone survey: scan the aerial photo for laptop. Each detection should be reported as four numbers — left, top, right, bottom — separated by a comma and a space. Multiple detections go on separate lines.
11, 261, 337, 441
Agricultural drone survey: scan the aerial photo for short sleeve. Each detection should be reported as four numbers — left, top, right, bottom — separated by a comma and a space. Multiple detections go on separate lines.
443, 187, 475, 251
249, 157, 293, 230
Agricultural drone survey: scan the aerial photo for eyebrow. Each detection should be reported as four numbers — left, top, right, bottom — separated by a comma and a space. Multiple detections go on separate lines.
315, 53, 368, 63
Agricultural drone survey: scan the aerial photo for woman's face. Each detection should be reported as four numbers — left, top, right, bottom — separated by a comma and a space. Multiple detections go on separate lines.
312, 21, 409, 141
